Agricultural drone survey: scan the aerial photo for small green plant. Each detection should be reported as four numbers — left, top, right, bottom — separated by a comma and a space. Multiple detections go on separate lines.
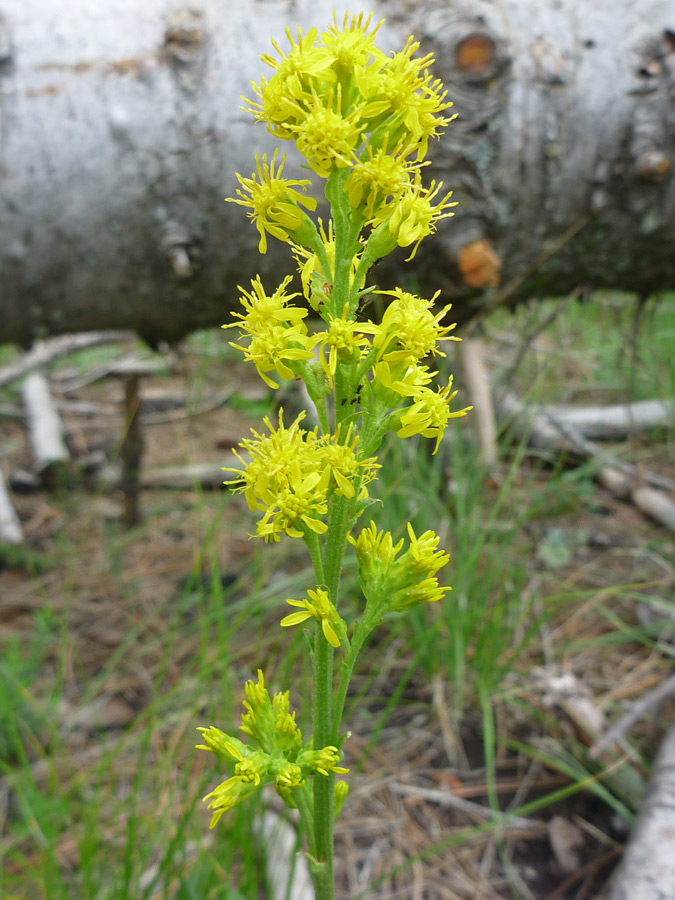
195, 14, 470, 899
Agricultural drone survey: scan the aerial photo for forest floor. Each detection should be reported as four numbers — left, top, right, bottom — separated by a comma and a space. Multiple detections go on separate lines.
1, 293, 674, 900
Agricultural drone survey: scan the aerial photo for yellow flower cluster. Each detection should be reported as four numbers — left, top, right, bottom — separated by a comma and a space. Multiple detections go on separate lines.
350, 521, 451, 612
222, 274, 313, 388
233, 13, 456, 257
247, 15, 452, 166
223, 411, 379, 542
197, 671, 348, 827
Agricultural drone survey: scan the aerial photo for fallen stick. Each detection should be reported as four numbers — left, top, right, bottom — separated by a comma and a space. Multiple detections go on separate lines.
0, 332, 134, 388
598, 469, 675, 532
608, 721, 675, 900
0, 468, 23, 544
99, 461, 230, 491
21, 372, 70, 487
53, 355, 171, 392
497, 390, 675, 531
536, 399, 674, 441
389, 781, 546, 831
590, 672, 675, 760
459, 337, 498, 469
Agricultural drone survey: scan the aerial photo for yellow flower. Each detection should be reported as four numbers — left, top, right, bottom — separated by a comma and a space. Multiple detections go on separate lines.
345, 142, 425, 219
297, 743, 349, 777
320, 12, 385, 78
288, 89, 365, 177
395, 377, 473, 454
196, 727, 250, 763
223, 411, 331, 541
310, 311, 373, 381
376, 173, 457, 260
334, 779, 350, 817
239, 669, 278, 752
198, 671, 349, 826
350, 522, 452, 613
223, 275, 313, 388
202, 774, 261, 828
356, 36, 455, 158
245, 27, 336, 137
280, 587, 347, 648
348, 521, 403, 583
314, 424, 380, 499
367, 288, 459, 365
397, 523, 450, 578
227, 150, 317, 253
371, 360, 434, 398
256, 469, 329, 541
390, 574, 450, 611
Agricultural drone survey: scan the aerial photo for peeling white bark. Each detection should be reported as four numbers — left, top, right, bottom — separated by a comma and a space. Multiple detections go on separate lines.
1, 1, 674, 344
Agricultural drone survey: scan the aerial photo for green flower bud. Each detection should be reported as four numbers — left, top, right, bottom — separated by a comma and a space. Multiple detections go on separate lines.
334, 780, 350, 817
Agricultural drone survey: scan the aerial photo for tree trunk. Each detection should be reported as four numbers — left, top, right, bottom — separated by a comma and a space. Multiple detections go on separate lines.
1, 0, 674, 346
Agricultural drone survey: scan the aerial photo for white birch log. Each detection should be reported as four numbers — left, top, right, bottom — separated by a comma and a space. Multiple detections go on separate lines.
21, 371, 70, 482
535, 399, 674, 440
2, 1, 675, 345
0, 468, 23, 544
608, 721, 675, 900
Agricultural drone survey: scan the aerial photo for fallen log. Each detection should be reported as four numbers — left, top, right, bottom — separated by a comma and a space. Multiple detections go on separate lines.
535, 399, 674, 440
99, 461, 228, 491
1, 0, 675, 345
608, 721, 675, 900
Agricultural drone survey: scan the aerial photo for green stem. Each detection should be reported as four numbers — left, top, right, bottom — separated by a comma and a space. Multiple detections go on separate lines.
312, 626, 334, 900
332, 616, 374, 744
322, 493, 350, 600
304, 530, 325, 584
295, 783, 316, 858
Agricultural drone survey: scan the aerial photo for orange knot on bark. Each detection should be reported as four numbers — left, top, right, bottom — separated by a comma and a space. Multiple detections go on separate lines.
455, 34, 496, 75
636, 150, 671, 181
457, 239, 501, 288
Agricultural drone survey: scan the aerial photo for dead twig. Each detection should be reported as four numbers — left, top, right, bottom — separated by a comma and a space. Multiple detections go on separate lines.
53, 355, 171, 392
0, 332, 134, 388
496, 390, 675, 531
590, 672, 675, 760
388, 781, 546, 831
